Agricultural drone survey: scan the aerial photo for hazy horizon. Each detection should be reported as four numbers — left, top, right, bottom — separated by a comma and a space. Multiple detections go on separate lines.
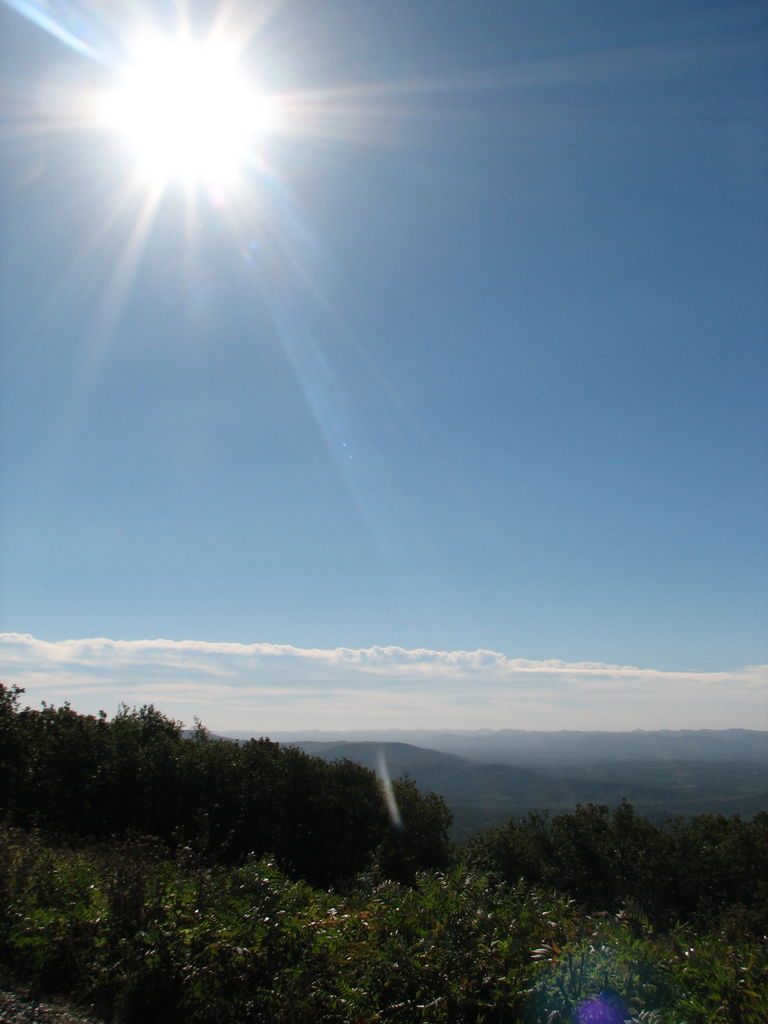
2, 2, 766, 732
2, 632, 765, 733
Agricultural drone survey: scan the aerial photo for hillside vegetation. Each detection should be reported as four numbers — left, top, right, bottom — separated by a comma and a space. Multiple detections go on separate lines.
1, 685, 766, 1023
0, 685, 450, 887
287, 738, 768, 835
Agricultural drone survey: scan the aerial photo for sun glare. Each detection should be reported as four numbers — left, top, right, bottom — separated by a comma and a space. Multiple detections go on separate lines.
102, 37, 271, 187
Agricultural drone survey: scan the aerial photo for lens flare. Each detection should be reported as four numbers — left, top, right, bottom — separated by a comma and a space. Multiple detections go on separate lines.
575, 990, 627, 1024
376, 748, 403, 830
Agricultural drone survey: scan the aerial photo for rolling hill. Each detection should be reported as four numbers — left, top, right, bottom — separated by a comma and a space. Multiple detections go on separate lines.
226, 730, 768, 836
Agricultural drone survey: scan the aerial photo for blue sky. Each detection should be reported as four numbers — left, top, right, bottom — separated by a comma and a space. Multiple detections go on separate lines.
1, 0, 766, 731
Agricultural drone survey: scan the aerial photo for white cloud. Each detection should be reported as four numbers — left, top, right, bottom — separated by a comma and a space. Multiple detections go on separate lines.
0, 632, 765, 732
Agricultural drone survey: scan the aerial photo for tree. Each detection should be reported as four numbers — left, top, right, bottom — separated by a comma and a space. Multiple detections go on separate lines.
0, 684, 25, 818
376, 777, 453, 883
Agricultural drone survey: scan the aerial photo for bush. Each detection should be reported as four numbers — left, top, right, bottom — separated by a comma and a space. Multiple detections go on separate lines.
2, 826, 766, 1023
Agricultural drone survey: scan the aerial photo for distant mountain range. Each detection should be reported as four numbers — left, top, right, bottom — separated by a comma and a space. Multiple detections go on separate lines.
222, 729, 768, 837
243, 728, 768, 764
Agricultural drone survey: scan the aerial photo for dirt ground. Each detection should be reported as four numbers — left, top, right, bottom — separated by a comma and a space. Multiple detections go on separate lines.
0, 989, 104, 1024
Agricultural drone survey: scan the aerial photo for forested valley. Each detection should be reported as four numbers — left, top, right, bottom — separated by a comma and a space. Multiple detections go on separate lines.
1, 684, 766, 1023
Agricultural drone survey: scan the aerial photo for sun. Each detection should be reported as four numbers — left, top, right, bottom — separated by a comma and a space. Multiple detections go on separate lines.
101, 35, 271, 187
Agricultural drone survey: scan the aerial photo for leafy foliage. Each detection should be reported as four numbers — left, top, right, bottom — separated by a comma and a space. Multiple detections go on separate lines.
1, 685, 766, 1022
0, 685, 451, 887
1, 828, 766, 1023
465, 800, 768, 932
